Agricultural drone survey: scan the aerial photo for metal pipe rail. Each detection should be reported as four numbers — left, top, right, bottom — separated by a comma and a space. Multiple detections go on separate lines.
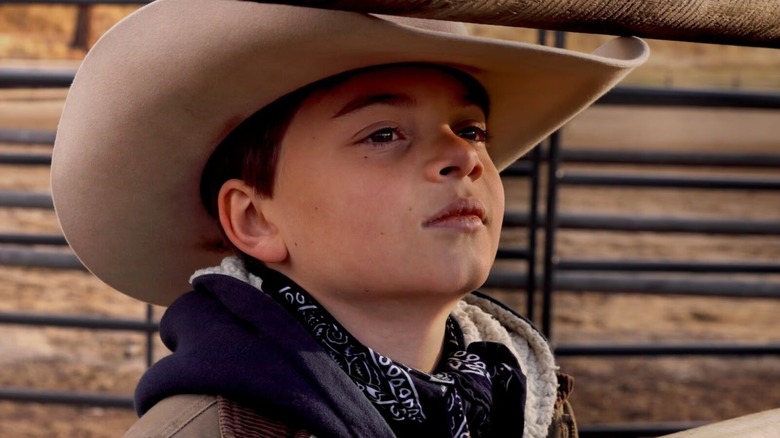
0, 67, 76, 88
0, 311, 158, 331
495, 246, 531, 260
485, 271, 780, 299
599, 86, 780, 109
557, 259, 780, 274
0, 128, 56, 145
559, 171, 780, 191
0, 233, 68, 246
0, 248, 84, 270
0, 388, 133, 409
549, 149, 780, 168
0, 191, 54, 209
504, 211, 780, 236
556, 273, 780, 299
0, 153, 52, 166
555, 343, 780, 357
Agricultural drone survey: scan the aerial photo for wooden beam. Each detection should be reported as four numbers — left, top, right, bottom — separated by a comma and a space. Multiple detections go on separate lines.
256, 0, 780, 48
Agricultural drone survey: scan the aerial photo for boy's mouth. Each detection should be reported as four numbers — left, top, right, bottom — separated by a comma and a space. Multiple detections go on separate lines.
423, 198, 487, 229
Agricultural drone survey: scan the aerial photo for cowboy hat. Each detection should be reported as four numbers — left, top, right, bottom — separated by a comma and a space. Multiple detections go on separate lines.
51, 0, 648, 306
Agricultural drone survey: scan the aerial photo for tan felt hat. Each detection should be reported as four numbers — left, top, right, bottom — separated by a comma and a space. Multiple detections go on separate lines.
51, 0, 648, 306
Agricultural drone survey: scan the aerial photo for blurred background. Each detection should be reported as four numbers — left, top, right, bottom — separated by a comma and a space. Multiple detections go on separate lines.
1, 4, 779, 437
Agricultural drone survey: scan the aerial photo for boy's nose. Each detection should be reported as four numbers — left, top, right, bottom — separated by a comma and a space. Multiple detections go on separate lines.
426, 130, 484, 182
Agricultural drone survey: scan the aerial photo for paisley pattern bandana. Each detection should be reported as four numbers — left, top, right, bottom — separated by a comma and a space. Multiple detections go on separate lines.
257, 266, 527, 437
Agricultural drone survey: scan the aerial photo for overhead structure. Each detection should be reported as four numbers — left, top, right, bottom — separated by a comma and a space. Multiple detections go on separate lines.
257, 0, 780, 48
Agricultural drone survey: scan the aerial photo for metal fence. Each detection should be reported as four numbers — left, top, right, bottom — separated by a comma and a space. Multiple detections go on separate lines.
1, 4, 779, 437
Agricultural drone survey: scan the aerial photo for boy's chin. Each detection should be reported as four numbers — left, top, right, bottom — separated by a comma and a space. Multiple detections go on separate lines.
377, 276, 488, 300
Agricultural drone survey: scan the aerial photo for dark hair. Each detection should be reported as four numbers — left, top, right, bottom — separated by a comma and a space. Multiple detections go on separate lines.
198, 76, 334, 262
199, 63, 490, 261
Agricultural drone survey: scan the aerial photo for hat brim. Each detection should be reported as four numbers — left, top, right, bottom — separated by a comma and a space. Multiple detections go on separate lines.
52, 0, 648, 305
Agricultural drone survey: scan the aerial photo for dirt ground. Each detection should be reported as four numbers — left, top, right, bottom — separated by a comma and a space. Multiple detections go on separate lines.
1, 4, 779, 438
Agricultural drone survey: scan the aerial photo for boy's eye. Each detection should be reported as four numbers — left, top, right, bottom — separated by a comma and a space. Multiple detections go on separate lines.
457, 125, 488, 142
366, 127, 400, 144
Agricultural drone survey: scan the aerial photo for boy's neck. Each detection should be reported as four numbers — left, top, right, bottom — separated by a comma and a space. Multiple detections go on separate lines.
317, 295, 459, 373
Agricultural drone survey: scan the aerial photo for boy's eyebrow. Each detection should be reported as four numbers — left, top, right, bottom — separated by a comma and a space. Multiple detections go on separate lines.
332, 93, 416, 118
332, 92, 487, 119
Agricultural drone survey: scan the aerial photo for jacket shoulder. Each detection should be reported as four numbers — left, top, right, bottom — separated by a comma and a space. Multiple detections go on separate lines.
125, 394, 315, 438
124, 394, 219, 438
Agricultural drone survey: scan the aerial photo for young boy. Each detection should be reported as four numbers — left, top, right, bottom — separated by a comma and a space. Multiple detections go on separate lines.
51, 0, 647, 436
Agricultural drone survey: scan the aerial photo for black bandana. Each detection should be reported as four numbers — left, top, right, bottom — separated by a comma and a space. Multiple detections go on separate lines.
257, 267, 527, 437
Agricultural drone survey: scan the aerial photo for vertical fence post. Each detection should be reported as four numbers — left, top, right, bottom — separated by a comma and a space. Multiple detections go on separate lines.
526, 144, 542, 322
523, 29, 549, 324
70, 5, 93, 51
540, 31, 567, 338
145, 304, 154, 368
541, 131, 561, 338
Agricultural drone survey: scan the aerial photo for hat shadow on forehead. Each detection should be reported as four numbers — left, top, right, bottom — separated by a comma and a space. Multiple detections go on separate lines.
51, 0, 648, 305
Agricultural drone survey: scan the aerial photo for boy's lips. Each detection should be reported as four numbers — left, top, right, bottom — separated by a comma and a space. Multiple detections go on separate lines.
423, 198, 487, 230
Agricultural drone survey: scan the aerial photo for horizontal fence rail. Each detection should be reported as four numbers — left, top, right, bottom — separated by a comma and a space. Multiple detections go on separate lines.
0, 311, 158, 331
0, 388, 134, 409
0, 191, 54, 209
504, 211, 780, 235
552, 149, 780, 168
0, 232, 68, 245
0, 128, 56, 145
0, 67, 76, 88
557, 259, 780, 274
555, 343, 780, 356
559, 171, 780, 190
486, 271, 780, 299
0, 248, 85, 270
598, 86, 780, 109
0, 152, 52, 165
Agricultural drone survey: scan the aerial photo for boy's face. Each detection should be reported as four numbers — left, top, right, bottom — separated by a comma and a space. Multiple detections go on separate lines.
262, 65, 505, 305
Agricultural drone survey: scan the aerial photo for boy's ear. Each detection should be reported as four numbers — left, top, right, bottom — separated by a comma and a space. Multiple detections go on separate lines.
217, 179, 288, 263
